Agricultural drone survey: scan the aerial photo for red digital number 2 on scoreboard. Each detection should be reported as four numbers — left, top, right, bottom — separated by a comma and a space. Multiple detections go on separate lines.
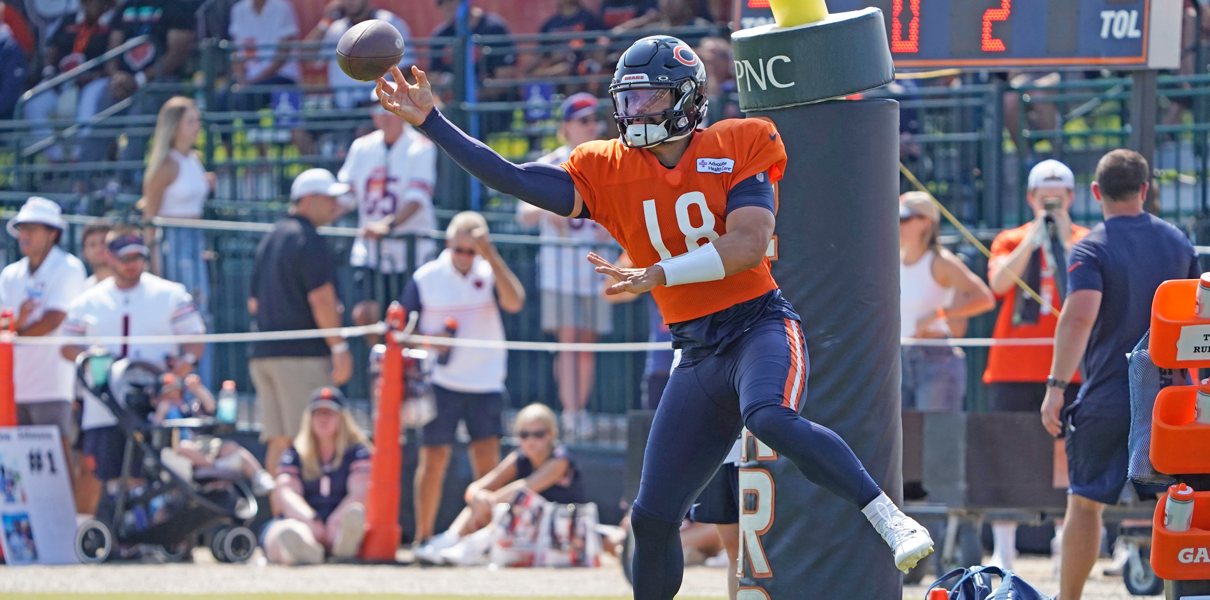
982, 0, 1011, 52
892, 0, 1014, 55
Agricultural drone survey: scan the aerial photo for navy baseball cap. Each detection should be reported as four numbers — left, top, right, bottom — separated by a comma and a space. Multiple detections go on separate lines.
560, 93, 599, 122
108, 233, 150, 258
309, 386, 346, 412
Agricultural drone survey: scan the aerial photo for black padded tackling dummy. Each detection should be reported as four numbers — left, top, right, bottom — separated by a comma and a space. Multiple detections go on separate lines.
732, 8, 903, 599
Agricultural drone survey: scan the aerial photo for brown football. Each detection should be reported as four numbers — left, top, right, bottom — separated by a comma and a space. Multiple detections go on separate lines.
336, 19, 405, 82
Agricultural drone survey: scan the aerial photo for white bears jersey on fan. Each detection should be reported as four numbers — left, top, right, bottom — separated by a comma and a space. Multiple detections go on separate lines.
63, 272, 206, 430
338, 126, 437, 274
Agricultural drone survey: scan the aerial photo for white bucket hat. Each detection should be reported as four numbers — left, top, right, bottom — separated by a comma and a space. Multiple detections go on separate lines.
7, 196, 67, 238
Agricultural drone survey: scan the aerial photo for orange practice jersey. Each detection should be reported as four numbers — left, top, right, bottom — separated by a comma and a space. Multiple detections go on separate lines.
562, 118, 788, 324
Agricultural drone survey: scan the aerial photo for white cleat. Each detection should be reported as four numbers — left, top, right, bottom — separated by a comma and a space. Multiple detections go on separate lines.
880, 515, 935, 573
862, 493, 935, 573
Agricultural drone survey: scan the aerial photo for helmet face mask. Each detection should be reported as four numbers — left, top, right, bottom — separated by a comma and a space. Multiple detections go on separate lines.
609, 36, 708, 149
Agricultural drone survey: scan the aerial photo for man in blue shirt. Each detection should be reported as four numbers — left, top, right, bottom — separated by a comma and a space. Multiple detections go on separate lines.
1042, 149, 1200, 600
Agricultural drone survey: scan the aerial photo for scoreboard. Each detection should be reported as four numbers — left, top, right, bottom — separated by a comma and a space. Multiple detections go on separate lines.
734, 0, 1182, 70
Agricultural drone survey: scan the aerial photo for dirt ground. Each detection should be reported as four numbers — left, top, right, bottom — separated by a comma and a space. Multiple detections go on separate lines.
0, 551, 1160, 599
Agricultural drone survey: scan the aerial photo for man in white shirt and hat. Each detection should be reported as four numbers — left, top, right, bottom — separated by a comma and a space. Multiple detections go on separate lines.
0, 197, 88, 432
0, 197, 87, 501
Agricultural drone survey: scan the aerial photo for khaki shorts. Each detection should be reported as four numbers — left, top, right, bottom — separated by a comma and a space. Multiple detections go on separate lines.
541, 291, 612, 335
17, 400, 73, 444
250, 356, 333, 440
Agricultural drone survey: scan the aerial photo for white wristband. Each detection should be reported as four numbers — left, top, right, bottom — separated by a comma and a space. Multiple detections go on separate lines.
658, 243, 726, 286
330, 341, 349, 355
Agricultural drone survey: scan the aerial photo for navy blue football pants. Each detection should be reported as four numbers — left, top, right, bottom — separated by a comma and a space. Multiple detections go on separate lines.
630, 317, 882, 600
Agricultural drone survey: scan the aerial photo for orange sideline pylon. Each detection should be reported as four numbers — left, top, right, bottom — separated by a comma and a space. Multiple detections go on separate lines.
361, 303, 405, 561
0, 309, 16, 427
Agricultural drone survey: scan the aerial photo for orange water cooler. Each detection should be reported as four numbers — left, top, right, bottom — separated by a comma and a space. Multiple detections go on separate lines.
1146, 278, 1210, 597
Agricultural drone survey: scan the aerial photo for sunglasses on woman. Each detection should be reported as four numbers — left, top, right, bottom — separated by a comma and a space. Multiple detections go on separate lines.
518, 429, 549, 440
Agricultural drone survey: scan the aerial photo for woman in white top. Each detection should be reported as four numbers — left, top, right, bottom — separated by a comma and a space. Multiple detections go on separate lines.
898, 192, 994, 411
142, 96, 214, 379
516, 93, 615, 439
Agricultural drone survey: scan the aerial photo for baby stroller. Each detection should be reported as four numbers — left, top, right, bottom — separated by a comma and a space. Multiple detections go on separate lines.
72, 349, 259, 564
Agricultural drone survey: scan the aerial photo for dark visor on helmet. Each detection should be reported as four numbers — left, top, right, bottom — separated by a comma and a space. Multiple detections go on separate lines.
614, 88, 676, 119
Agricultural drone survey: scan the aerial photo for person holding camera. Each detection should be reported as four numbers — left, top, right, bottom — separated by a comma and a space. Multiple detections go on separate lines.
982, 159, 1088, 570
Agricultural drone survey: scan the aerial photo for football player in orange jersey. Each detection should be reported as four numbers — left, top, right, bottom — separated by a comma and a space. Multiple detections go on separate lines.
377, 35, 932, 598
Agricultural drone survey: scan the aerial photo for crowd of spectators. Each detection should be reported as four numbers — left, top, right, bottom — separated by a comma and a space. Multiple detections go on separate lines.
0, 0, 731, 186
2, 0, 1208, 188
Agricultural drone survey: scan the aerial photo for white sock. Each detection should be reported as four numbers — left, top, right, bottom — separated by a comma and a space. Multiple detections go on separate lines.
860, 492, 899, 525
991, 521, 1017, 567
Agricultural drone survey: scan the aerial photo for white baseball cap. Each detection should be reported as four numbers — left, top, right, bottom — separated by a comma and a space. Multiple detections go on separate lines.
899, 191, 939, 223
290, 168, 350, 202
1027, 159, 1075, 191
7, 196, 67, 238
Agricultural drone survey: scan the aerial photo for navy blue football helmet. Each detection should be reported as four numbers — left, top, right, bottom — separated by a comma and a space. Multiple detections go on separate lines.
608, 35, 708, 148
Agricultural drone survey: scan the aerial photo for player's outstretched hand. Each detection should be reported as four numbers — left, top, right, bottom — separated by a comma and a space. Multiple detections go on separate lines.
376, 65, 434, 126
588, 252, 665, 295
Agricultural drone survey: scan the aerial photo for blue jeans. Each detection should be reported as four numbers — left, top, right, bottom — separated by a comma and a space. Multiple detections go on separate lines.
900, 345, 966, 411
161, 226, 211, 384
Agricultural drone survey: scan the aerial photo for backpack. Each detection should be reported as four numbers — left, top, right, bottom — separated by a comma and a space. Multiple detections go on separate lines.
486, 489, 602, 568
926, 566, 1052, 600
537, 501, 601, 568
1127, 330, 1184, 486
488, 489, 549, 568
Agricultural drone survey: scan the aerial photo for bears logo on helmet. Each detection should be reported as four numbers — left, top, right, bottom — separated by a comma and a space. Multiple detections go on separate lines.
608, 35, 708, 148
673, 44, 699, 67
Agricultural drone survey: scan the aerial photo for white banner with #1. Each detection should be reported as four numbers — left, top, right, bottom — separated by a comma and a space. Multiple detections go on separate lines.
0, 426, 78, 564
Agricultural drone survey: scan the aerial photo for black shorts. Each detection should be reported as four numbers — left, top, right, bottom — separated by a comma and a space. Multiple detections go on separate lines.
987, 382, 1079, 412
420, 385, 504, 447
352, 267, 377, 304
1064, 393, 1131, 505
689, 463, 739, 525
82, 426, 141, 481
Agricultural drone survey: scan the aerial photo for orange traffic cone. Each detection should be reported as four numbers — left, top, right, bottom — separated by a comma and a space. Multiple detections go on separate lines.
360, 303, 405, 561
0, 309, 16, 427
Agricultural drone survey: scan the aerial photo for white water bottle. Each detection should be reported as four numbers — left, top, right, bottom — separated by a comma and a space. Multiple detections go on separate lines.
1164, 483, 1196, 532
1197, 273, 1210, 319
1197, 381, 1210, 425
216, 380, 238, 425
